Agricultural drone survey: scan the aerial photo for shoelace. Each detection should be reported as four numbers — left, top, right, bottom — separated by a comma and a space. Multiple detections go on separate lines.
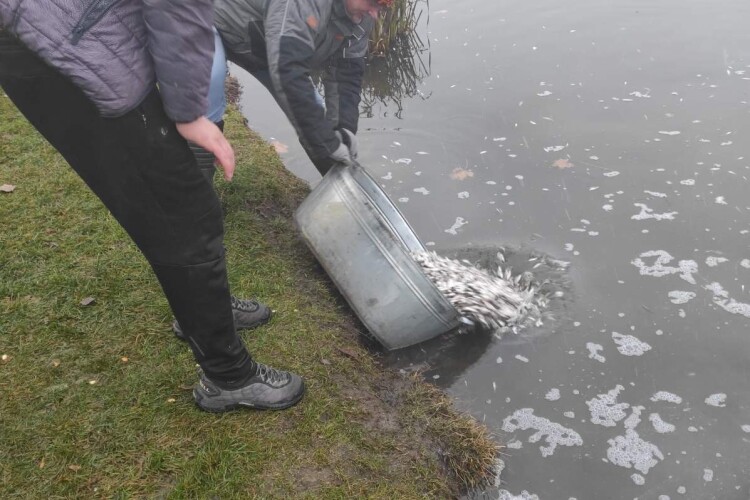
230, 296, 260, 313
255, 364, 289, 386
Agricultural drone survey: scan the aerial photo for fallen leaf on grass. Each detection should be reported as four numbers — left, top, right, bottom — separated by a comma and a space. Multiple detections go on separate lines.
0, 184, 15, 193
50, 359, 61, 368
321, 358, 331, 365
38, 457, 45, 469
166, 398, 176, 403
80, 297, 96, 306
1, 354, 11, 363
178, 384, 193, 391
120, 356, 129, 363
68, 464, 81, 472
551, 158, 574, 169
270, 140, 289, 154
336, 347, 360, 360
450, 168, 474, 180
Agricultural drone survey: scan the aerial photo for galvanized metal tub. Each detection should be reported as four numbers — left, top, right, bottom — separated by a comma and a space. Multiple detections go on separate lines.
294, 164, 460, 350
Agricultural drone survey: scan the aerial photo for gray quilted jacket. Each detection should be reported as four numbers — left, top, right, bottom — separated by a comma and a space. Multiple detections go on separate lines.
214, 0, 373, 161
0, 0, 214, 122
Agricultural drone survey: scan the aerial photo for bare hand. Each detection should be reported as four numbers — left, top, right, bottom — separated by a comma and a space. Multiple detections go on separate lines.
176, 117, 235, 181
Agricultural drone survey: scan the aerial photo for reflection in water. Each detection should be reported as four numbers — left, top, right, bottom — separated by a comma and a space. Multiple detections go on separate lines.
361, 4, 431, 119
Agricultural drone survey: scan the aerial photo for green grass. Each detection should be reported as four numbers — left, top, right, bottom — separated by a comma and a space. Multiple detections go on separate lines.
0, 94, 498, 498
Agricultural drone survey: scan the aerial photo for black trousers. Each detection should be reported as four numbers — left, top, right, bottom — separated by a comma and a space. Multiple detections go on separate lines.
0, 34, 254, 387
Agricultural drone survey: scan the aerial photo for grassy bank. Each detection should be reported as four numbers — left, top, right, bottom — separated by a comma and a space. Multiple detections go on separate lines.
0, 92, 499, 498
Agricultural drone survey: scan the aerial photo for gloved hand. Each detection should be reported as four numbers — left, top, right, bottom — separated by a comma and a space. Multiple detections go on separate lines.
335, 128, 358, 160
329, 138, 355, 167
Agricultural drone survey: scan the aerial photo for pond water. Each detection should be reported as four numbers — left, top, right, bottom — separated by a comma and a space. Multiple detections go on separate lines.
234, 0, 750, 497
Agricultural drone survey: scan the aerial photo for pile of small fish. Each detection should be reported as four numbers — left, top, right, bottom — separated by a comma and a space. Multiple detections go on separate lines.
412, 250, 550, 333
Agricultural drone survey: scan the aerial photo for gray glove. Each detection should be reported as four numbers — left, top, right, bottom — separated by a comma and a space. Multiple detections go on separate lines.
336, 128, 358, 160
330, 138, 354, 167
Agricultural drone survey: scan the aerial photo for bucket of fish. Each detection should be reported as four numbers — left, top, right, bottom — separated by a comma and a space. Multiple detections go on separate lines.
294, 163, 461, 350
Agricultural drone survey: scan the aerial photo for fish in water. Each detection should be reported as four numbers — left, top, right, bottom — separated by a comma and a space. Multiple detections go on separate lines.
412, 250, 549, 333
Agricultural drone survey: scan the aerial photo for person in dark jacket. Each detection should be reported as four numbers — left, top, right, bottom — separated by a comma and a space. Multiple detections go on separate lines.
211, 0, 393, 175
0, 0, 304, 412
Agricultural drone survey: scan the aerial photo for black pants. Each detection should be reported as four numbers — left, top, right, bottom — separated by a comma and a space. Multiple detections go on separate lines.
0, 34, 254, 387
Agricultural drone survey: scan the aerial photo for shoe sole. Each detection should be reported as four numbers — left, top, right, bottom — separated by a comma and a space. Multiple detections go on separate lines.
193, 382, 305, 413
173, 309, 272, 341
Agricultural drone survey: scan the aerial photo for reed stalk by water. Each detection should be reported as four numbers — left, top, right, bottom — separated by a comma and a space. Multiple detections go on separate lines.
370, 0, 424, 56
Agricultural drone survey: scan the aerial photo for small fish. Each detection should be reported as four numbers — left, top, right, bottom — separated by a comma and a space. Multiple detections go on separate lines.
412, 251, 548, 333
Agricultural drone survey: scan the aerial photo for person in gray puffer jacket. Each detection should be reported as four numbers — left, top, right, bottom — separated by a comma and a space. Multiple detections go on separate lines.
0, 0, 305, 413
213, 0, 392, 175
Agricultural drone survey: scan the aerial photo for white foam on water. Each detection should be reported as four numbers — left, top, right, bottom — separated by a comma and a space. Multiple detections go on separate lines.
677, 486, 686, 494
603, 171, 620, 177
704, 393, 727, 407
501, 408, 583, 457
545, 388, 561, 401
395, 158, 412, 165
703, 468, 714, 482
413, 187, 430, 195
497, 490, 540, 500
631, 250, 698, 285
398, 197, 409, 203
705, 281, 727, 298
444, 217, 467, 235
659, 496, 671, 500
715, 196, 728, 205
631, 473, 645, 485
586, 385, 629, 427
458, 191, 470, 199
506, 439, 523, 449
680, 179, 695, 185
705, 282, 750, 318
543, 145, 566, 152
650, 391, 682, 404
606, 428, 664, 474
658, 130, 681, 135
493, 458, 505, 487
741, 425, 750, 433
612, 332, 652, 356
631, 203, 678, 221
649, 413, 676, 433
586, 342, 606, 363
624, 405, 644, 430
603, 204, 614, 211
516, 354, 529, 363
705, 256, 728, 267
644, 190, 667, 198
381, 172, 393, 180
668, 291, 695, 304
564, 411, 575, 418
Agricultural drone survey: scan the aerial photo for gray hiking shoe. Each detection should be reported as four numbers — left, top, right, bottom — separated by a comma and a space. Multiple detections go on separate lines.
172, 296, 272, 340
193, 364, 305, 412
